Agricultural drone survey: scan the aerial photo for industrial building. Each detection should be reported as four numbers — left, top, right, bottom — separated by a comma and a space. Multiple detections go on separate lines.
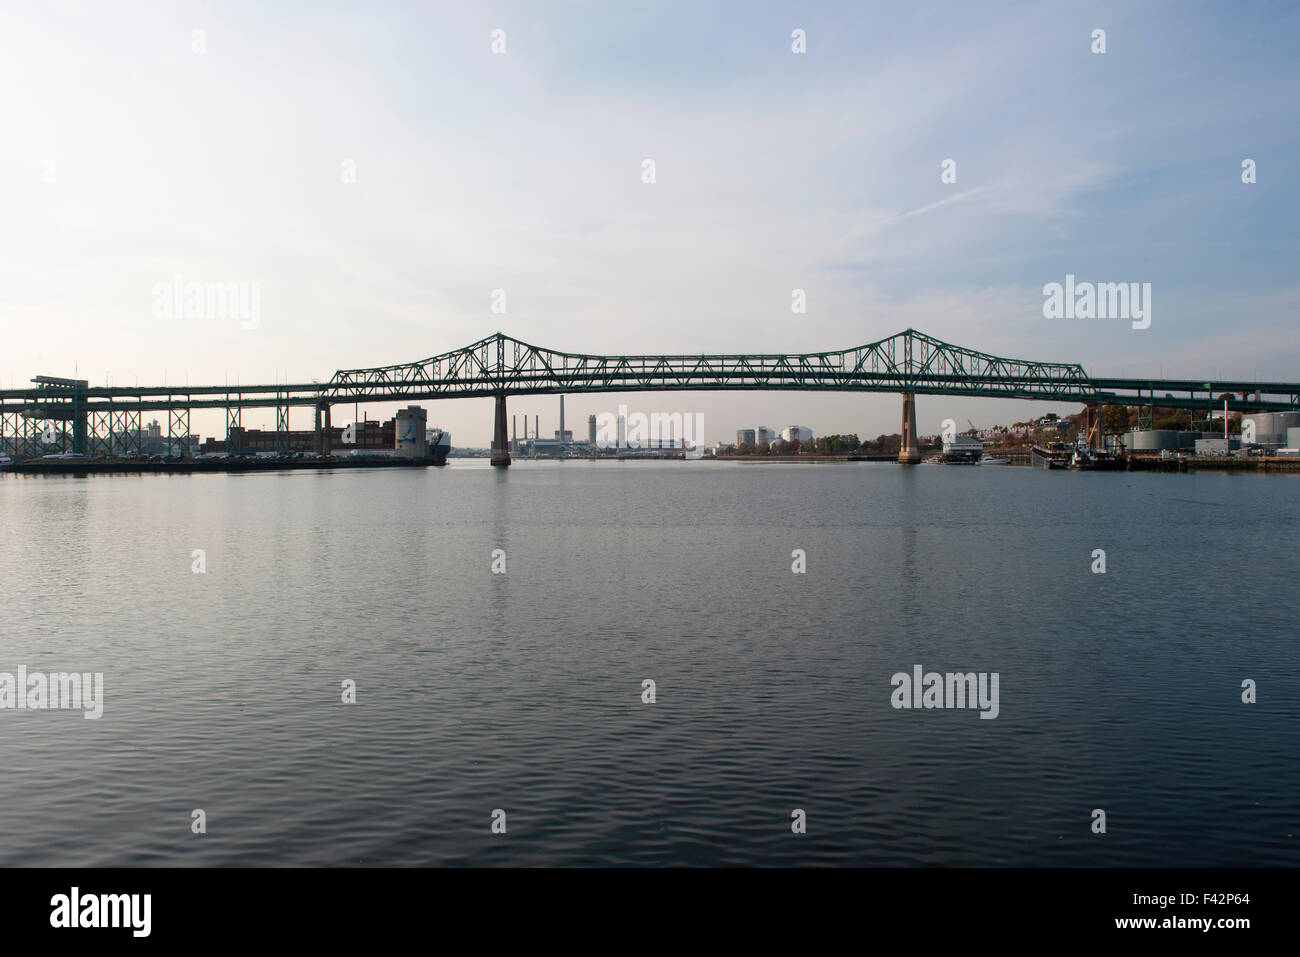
1242, 411, 1300, 449
210, 418, 392, 454
734, 426, 785, 447
394, 406, 428, 459
781, 425, 813, 443
201, 408, 440, 457
1125, 412, 1300, 455
506, 394, 595, 456
1193, 437, 1240, 456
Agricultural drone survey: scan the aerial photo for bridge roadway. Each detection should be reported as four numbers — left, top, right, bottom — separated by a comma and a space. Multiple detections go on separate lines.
2, 329, 1297, 465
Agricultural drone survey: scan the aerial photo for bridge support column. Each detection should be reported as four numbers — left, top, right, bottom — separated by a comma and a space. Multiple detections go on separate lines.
898, 392, 921, 464
72, 390, 87, 456
275, 392, 290, 454
491, 394, 511, 468
315, 402, 333, 454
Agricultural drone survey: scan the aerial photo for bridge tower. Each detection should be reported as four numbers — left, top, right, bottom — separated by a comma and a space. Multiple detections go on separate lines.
491, 394, 511, 467
898, 392, 922, 464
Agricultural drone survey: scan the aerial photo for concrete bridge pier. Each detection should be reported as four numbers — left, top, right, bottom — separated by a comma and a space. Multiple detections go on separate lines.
898, 392, 922, 464
314, 402, 332, 454
491, 394, 511, 467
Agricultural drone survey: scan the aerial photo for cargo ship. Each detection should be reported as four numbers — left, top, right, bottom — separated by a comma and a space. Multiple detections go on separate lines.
427, 427, 451, 461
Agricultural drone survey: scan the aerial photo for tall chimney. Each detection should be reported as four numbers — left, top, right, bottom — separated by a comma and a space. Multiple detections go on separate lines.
559, 394, 565, 442
512, 414, 517, 449
535, 415, 538, 443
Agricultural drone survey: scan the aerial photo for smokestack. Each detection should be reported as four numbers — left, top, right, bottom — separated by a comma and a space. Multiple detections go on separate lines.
535, 415, 538, 442
512, 414, 517, 449
559, 394, 565, 442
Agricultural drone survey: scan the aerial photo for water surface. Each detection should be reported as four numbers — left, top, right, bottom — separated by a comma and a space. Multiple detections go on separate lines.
1, 461, 1296, 866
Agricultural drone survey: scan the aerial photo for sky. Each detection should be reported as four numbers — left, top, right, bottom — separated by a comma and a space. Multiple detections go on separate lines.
1, 0, 1297, 445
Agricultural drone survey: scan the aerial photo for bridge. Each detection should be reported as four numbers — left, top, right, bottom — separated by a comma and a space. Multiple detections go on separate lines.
2, 329, 1297, 465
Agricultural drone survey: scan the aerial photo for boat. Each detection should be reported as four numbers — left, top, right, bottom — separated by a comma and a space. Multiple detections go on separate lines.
1031, 439, 1072, 469
938, 434, 984, 464
1068, 443, 1125, 471
426, 428, 451, 465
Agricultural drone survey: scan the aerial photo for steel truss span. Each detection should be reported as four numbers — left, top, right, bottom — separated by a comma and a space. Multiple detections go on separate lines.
2, 329, 1299, 414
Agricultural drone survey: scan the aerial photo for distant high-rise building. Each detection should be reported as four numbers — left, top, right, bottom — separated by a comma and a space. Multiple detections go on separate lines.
588, 415, 597, 445
781, 425, 813, 443
737, 429, 756, 446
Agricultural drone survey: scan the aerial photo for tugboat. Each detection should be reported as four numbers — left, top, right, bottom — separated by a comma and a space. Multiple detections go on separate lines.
1068, 441, 1125, 471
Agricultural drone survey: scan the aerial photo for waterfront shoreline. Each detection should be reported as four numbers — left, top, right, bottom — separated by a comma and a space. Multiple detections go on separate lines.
4, 456, 444, 477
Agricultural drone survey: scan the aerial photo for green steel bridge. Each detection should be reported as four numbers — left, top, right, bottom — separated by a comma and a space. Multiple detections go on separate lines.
2, 328, 1297, 464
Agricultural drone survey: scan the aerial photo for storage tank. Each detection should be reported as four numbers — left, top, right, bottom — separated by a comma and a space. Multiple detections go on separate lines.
1276, 411, 1300, 443
1242, 412, 1297, 447
1127, 429, 1185, 451
394, 406, 428, 459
